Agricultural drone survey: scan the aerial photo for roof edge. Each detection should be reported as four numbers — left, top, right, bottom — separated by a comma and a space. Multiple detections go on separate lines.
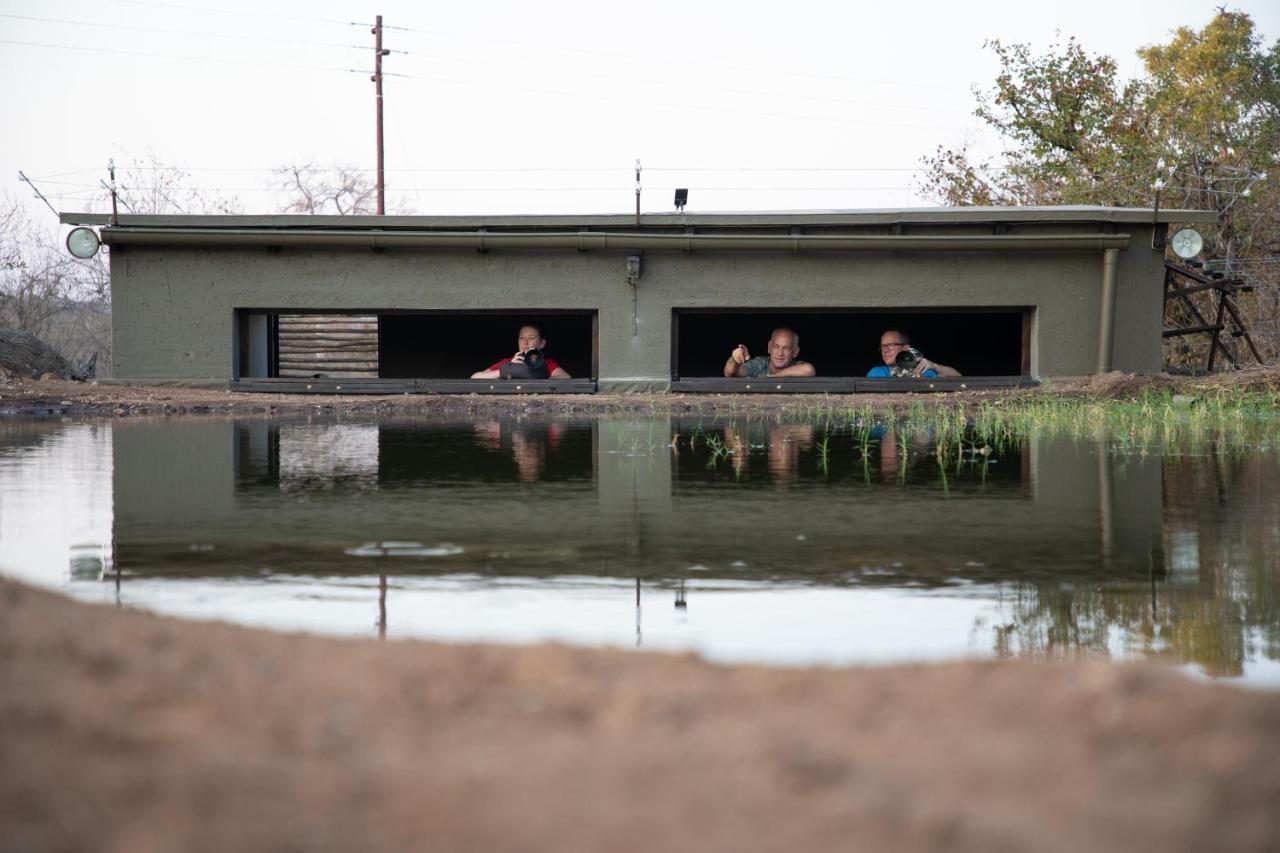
59, 205, 1215, 229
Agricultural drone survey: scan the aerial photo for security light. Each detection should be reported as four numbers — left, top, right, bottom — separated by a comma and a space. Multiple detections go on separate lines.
1171, 228, 1204, 260
66, 227, 100, 259
674, 188, 688, 211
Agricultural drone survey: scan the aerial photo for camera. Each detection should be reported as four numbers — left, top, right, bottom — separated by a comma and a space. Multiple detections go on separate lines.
498, 348, 550, 380
894, 348, 924, 372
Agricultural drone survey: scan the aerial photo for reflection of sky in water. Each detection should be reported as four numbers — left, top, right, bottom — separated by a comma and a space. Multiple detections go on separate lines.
0, 424, 113, 587
1, 418, 1278, 689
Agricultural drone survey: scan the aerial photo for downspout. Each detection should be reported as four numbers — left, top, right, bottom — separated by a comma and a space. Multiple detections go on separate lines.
1097, 248, 1120, 372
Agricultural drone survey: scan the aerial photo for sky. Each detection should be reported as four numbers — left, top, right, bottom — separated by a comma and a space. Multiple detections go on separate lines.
2, 0, 1278, 228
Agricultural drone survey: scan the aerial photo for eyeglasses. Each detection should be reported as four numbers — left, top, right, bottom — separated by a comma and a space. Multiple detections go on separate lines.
879, 341, 909, 351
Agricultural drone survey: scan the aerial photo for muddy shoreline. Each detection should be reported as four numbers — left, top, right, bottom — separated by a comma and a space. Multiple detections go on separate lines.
2, 368, 1278, 419
1, 579, 1278, 853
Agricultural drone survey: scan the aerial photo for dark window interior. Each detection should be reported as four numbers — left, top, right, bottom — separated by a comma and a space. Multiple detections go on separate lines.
675, 310, 1027, 377
379, 313, 595, 379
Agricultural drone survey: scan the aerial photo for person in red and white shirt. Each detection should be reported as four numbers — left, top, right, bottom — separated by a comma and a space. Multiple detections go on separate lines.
470, 323, 572, 379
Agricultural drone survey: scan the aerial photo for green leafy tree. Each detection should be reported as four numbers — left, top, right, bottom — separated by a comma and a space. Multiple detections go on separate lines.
921, 11, 1280, 365
921, 12, 1277, 246
1137, 12, 1280, 261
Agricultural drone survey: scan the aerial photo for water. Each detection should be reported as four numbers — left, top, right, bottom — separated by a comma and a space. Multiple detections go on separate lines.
2, 414, 1278, 687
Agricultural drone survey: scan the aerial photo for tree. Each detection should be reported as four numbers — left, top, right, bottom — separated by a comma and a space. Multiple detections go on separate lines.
0, 192, 109, 375
1136, 12, 1280, 261
921, 13, 1277, 228
920, 36, 1155, 207
98, 150, 243, 216
272, 161, 379, 215
920, 11, 1280, 366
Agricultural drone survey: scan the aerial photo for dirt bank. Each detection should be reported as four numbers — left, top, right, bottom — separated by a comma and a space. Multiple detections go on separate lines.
1, 580, 1277, 853
2, 367, 1278, 419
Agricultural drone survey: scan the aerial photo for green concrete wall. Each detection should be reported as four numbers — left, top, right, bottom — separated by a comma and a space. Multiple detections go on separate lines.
107, 222, 1166, 386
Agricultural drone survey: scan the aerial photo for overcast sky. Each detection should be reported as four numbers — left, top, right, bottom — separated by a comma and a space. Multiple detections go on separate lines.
2, 0, 1277, 226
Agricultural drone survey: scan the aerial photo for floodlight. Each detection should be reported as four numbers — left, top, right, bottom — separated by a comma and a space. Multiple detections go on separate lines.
1171, 228, 1204, 260
66, 227, 100, 259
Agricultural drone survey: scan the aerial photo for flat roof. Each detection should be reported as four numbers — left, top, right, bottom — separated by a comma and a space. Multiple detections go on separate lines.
60, 205, 1214, 229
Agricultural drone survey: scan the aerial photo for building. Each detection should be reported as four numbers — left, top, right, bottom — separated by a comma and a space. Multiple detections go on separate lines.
62, 206, 1211, 393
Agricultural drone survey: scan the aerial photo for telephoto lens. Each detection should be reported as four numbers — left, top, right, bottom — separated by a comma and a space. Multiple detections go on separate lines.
522, 349, 544, 369
895, 348, 922, 372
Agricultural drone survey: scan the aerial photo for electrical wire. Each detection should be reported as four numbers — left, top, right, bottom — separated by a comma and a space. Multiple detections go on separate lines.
0, 37, 361, 72
0, 12, 374, 51
1158, 185, 1257, 197
381, 49, 973, 116
0, 35, 978, 132
101, 0, 355, 27
29, 166, 952, 178
373, 21, 972, 95
36, 185, 922, 193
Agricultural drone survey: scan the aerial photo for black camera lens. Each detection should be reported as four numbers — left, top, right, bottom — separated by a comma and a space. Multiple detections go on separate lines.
895, 349, 920, 371
522, 348, 544, 368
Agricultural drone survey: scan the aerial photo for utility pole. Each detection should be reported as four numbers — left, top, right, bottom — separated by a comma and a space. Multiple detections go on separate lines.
372, 15, 390, 215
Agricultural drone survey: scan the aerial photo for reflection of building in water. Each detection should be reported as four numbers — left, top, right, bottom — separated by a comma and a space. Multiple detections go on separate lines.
102, 416, 1280, 676
279, 425, 379, 491
116, 418, 1162, 589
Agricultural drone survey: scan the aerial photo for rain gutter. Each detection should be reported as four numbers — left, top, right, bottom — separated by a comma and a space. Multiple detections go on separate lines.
99, 228, 1132, 253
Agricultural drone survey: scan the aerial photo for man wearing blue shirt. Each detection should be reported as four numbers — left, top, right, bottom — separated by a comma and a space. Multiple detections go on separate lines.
866, 329, 960, 379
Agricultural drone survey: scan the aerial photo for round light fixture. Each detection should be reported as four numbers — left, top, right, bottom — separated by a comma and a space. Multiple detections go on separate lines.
66, 227, 101, 259
1170, 227, 1204, 260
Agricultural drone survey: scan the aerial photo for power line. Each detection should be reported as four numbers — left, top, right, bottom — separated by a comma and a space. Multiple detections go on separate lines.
2, 36, 976, 132
30, 166, 948, 178
43, 184, 921, 193
101, 0, 355, 27
17, 171, 60, 217
375, 21, 972, 96
0, 12, 372, 51
381, 49, 973, 116
370, 67, 972, 131
0, 37, 359, 73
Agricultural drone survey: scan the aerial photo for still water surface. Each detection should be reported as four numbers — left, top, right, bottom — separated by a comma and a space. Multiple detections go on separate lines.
2, 414, 1278, 686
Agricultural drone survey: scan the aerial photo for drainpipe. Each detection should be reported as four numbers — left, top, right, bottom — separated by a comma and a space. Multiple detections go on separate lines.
1097, 248, 1120, 373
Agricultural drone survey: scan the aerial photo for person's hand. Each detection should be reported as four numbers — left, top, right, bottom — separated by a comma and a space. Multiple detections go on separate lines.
731, 344, 750, 364
510, 350, 527, 364
911, 358, 934, 377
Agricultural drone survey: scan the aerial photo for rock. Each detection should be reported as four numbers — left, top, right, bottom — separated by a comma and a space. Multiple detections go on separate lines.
1, 327, 85, 380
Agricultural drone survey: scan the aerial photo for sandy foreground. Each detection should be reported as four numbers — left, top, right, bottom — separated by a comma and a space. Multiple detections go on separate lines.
2, 580, 1278, 853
